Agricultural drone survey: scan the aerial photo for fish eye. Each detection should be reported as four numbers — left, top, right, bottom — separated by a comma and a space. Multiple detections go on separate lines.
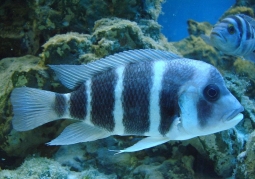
227, 24, 235, 34
203, 84, 220, 102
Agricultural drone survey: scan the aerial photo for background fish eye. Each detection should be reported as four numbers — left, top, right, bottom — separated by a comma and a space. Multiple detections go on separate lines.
227, 24, 235, 34
203, 84, 220, 101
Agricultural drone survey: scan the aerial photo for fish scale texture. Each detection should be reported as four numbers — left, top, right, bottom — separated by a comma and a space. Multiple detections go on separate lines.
122, 62, 152, 134
70, 84, 87, 119
90, 70, 117, 131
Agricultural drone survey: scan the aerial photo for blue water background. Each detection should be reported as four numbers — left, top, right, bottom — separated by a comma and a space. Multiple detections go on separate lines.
158, 0, 235, 41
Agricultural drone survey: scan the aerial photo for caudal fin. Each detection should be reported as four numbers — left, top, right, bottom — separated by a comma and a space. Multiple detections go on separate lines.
11, 87, 66, 131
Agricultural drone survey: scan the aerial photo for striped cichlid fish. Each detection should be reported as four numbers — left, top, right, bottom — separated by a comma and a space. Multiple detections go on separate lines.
201, 14, 255, 62
11, 49, 244, 154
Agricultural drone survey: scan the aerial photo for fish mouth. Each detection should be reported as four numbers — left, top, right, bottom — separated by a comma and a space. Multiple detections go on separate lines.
211, 32, 227, 42
211, 32, 221, 38
223, 106, 244, 122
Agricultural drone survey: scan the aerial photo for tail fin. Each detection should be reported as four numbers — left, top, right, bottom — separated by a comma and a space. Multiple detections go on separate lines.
11, 87, 65, 131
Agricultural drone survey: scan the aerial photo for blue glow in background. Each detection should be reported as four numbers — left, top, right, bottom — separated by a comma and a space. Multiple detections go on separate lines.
158, 0, 235, 41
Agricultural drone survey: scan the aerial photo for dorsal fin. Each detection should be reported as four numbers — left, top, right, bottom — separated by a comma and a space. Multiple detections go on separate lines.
49, 49, 182, 89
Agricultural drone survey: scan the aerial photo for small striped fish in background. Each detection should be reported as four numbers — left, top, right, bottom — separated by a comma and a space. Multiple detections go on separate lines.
201, 14, 255, 62
11, 49, 244, 154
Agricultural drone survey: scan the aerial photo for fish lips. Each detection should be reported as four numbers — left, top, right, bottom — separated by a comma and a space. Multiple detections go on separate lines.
222, 106, 244, 122
211, 32, 227, 42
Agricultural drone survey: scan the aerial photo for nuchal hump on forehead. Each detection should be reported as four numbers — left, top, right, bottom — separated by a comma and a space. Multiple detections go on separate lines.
201, 14, 255, 62
10, 49, 244, 154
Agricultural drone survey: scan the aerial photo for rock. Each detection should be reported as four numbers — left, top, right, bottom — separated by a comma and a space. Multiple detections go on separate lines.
0, 55, 70, 166
41, 17, 178, 65
0, 56, 45, 155
236, 131, 255, 179
52, 139, 196, 178
41, 32, 93, 65
220, 6, 254, 20
187, 19, 212, 37
0, 157, 117, 179
0, 0, 164, 59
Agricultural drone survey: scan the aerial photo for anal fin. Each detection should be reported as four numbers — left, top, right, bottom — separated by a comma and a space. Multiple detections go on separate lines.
47, 122, 111, 145
110, 136, 170, 154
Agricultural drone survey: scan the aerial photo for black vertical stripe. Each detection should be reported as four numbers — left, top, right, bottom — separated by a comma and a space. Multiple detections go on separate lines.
54, 93, 67, 117
244, 18, 251, 40
197, 98, 213, 127
159, 61, 194, 136
230, 15, 243, 37
230, 15, 243, 47
70, 84, 87, 120
122, 62, 153, 135
196, 68, 227, 127
91, 69, 117, 132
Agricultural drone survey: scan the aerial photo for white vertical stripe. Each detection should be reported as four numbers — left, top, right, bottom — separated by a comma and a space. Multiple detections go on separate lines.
236, 16, 250, 55
113, 66, 125, 134
62, 93, 71, 118
145, 61, 166, 136
238, 16, 247, 42
85, 80, 93, 126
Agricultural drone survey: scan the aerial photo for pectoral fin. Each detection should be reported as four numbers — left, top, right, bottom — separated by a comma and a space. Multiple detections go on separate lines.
110, 136, 170, 154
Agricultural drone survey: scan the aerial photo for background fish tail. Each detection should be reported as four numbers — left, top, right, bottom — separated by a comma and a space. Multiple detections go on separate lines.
11, 87, 67, 131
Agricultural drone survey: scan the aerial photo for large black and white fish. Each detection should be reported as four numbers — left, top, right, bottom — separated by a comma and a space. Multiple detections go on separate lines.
11, 49, 244, 154
201, 14, 255, 62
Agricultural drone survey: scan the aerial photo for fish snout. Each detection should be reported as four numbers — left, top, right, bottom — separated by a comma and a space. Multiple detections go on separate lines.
210, 30, 227, 43
211, 32, 222, 38
223, 106, 244, 122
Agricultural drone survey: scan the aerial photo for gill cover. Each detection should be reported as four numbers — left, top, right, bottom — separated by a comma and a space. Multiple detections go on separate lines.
178, 86, 200, 138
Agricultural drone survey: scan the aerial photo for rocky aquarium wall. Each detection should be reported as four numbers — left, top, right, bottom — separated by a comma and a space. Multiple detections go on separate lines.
0, 0, 255, 178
